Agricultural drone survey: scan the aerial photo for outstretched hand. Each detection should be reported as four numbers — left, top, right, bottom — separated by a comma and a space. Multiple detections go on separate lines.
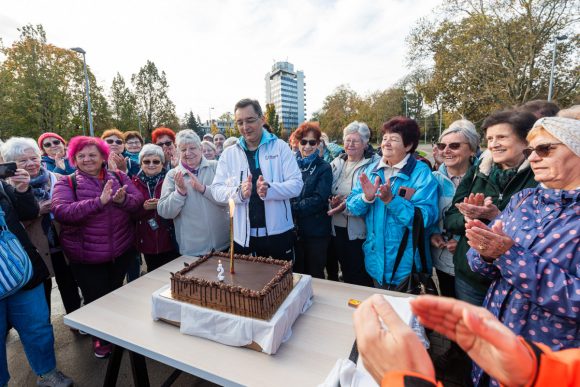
354, 295, 435, 384
410, 295, 534, 387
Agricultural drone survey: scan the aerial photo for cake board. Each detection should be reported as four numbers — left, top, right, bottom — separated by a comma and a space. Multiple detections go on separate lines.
151, 273, 313, 355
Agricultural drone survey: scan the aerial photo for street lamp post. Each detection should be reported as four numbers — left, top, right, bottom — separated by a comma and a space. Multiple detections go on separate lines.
71, 47, 94, 137
548, 35, 568, 102
208, 107, 214, 133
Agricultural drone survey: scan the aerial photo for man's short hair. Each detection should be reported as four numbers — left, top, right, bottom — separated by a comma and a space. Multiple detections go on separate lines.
234, 98, 263, 117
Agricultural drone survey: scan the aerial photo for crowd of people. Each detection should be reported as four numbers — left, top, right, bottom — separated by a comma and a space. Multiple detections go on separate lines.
0, 97, 578, 387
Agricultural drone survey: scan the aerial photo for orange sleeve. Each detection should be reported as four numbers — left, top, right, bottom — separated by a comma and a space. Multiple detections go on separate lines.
519, 338, 580, 387
381, 370, 442, 387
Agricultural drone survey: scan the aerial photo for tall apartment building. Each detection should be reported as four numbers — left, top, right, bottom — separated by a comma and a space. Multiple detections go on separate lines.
264, 61, 306, 129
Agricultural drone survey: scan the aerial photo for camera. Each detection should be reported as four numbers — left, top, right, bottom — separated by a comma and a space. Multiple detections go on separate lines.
0, 162, 17, 179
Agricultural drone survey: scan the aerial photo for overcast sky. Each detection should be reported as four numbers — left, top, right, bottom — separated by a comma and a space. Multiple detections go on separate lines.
0, 0, 440, 122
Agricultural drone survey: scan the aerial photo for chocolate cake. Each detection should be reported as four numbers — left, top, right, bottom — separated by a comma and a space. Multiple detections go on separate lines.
170, 252, 293, 320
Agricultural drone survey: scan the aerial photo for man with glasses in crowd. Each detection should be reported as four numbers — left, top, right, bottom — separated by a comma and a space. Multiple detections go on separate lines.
212, 98, 303, 261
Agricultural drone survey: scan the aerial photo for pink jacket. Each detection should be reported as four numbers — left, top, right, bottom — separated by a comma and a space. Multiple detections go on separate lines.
51, 170, 144, 264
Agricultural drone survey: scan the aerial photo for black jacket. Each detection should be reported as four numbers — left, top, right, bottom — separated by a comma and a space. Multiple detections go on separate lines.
291, 156, 332, 238
0, 181, 48, 290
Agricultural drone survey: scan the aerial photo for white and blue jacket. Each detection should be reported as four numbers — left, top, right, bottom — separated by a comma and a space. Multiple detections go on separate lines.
211, 129, 303, 247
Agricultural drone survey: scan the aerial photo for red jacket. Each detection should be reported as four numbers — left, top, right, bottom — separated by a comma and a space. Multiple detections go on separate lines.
381, 338, 579, 387
131, 175, 176, 255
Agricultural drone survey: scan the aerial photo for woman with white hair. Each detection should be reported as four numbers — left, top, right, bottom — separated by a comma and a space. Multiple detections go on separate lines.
327, 121, 379, 286
131, 144, 179, 272
430, 120, 480, 298
157, 130, 229, 256
465, 116, 580, 385
201, 140, 217, 160
1, 137, 81, 315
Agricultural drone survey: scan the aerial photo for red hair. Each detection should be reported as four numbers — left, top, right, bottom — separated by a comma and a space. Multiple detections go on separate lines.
151, 127, 176, 143
67, 136, 110, 166
293, 122, 321, 142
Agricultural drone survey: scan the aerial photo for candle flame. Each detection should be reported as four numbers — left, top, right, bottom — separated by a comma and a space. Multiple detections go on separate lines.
228, 198, 235, 218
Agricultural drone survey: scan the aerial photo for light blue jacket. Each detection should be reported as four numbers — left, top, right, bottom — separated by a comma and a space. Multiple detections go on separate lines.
346, 156, 439, 286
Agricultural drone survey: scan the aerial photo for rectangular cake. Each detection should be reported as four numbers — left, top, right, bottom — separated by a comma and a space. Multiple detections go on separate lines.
170, 252, 293, 320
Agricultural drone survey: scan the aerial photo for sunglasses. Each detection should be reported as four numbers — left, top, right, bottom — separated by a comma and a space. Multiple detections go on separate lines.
105, 139, 124, 145
42, 140, 62, 148
523, 143, 563, 158
300, 139, 318, 146
436, 142, 466, 151
142, 159, 161, 165
156, 141, 173, 147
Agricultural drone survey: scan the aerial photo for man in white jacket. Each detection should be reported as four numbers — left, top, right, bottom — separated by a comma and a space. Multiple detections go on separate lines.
211, 98, 303, 261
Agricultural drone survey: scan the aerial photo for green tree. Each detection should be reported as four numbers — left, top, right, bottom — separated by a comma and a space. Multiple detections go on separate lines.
109, 73, 138, 132
182, 110, 203, 137
317, 85, 363, 140
0, 24, 111, 139
131, 60, 179, 138
264, 103, 280, 136
407, 0, 579, 122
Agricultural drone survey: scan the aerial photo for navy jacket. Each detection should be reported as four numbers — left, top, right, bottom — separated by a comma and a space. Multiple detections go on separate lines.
291, 156, 332, 238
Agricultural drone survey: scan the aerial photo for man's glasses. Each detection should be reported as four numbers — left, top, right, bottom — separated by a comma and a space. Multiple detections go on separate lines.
436, 142, 466, 151
300, 139, 318, 146
42, 140, 61, 148
523, 143, 563, 158
156, 141, 173, 147
142, 159, 161, 165
236, 117, 260, 127
105, 139, 123, 145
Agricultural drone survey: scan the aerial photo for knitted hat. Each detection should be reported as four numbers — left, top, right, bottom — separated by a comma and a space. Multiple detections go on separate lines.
533, 117, 580, 157
38, 132, 66, 154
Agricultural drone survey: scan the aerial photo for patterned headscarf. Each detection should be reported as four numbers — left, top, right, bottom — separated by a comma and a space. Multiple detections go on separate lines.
533, 117, 580, 157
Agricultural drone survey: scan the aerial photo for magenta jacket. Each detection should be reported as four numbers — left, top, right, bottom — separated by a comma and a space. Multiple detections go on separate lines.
131, 175, 176, 255
51, 169, 144, 264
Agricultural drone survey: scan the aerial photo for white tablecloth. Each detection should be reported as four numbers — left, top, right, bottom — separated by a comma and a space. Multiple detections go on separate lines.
151, 274, 313, 355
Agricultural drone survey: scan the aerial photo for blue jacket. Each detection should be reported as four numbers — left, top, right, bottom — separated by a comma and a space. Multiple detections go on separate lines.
347, 156, 439, 286
41, 155, 75, 175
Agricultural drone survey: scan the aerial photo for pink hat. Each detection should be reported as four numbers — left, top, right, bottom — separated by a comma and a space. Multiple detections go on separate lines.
38, 132, 66, 153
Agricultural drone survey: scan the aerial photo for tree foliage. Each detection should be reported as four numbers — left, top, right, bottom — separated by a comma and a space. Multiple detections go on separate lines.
264, 103, 281, 137
407, 0, 579, 123
182, 110, 204, 137
0, 24, 111, 139
110, 72, 138, 132
131, 60, 179, 138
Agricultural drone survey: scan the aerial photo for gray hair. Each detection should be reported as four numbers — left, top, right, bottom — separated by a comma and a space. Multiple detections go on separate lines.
439, 119, 480, 152
223, 137, 238, 149
175, 129, 201, 148
1, 137, 41, 162
201, 140, 217, 152
139, 143, 165, 164
343, 121, 371, 144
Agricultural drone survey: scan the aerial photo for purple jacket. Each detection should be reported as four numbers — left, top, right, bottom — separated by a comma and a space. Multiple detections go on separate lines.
131, 174, 176, 255
52, 169, 144, 264
468, 187, 579, 385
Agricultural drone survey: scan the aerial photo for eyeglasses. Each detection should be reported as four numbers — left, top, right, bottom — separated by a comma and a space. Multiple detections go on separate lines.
436, 142, 466, 151
300, 139, 318, 146
142, 159, 161, 165
523, 143, 563, 158
156, 141, 173, 148
126, 140, 142, 146
344, 139, 362, 145
105, 139, 123, 145
42, 140, 62, 148
236, 117, 260, 127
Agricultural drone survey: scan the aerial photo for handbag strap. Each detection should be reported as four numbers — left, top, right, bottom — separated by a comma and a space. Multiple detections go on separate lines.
388, 207, 428, 284
412, 207, 429, 275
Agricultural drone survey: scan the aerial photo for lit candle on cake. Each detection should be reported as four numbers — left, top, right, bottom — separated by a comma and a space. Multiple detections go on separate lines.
228, 198, 235, 274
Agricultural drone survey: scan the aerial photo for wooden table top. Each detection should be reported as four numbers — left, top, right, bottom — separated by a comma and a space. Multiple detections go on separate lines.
64, 256, 409, 387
